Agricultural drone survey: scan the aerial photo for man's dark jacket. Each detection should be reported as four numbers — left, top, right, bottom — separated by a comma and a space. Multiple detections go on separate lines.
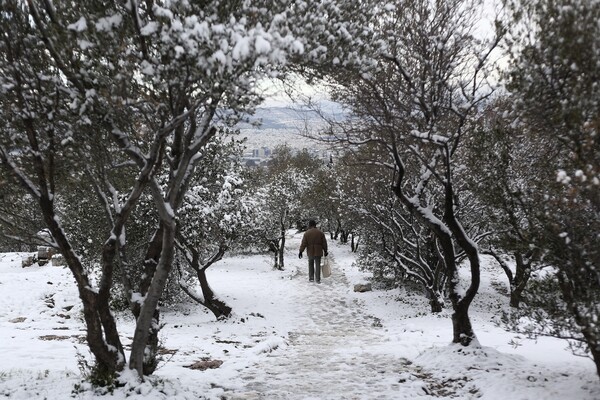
300, 227, 328, 257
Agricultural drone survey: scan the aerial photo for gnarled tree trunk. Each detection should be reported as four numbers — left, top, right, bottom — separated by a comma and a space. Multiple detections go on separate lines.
392, 156, 480, 346
176, 241, 232, 320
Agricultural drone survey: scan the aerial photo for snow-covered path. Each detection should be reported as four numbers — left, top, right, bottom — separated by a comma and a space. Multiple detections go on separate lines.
223, 235, 420, 400
205, 232, 600, 400
229, 271, 406, 399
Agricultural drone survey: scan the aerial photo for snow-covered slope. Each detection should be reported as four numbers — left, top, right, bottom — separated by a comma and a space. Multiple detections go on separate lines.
0, 235, 598, 399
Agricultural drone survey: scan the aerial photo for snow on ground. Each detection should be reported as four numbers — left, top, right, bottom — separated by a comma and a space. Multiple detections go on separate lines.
0, 233, 598, 399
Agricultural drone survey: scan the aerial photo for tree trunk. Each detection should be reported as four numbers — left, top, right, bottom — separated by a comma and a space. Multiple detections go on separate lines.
438, 231, 477, 345
334, 219, 341, 240
278, 236, 285, 270
40, 197, 126, 374
509, 291, 521, 308
428, 289, 444, 313
351, 233, 358, 252
129, 218, 177, 377
176, 242, 232, 320
197, 267, 232, 319
340, 229, 349, 243
587, 335, 600, 379
392, 161, 479, 347
558, 269, 600, 379
510, 252, 531, 308
267, 240, 280, 269
452, 303, 476, 345
486, 249, 531, 309
439, 173, 480, 345
591, 345, 600, 379
277, 209, 287, 270
428, 254, 446, 314
124, 226, 164, 375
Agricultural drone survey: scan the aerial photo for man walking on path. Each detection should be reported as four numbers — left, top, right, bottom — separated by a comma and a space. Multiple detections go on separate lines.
299, 220, 328, 283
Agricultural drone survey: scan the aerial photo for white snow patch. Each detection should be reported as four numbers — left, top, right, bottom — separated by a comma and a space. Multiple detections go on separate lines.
95, 14, 123, 32
67, 17, 87, 32
140, 21, 159, 36
251, 336, 287, 354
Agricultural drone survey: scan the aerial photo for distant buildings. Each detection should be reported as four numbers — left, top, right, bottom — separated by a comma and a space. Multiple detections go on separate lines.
251, 147, 272, 158
242, 146, 271, 167
241, 145, 335, 168
237, 105, 345, 167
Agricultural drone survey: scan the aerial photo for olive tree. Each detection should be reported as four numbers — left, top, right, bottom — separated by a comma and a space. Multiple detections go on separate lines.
460, 99, 550, 308
0, 0, 312, 380
244, 147, 316, 270
175, 135, 249, 320
314, 0, 504, 345
504, 0, 600, 377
